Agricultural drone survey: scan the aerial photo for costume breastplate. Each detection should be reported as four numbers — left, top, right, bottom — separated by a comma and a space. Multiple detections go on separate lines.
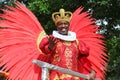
52, 40, 79, 71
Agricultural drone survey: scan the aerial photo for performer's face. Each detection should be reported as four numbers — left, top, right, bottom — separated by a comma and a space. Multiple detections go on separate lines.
56, 20, 69, 35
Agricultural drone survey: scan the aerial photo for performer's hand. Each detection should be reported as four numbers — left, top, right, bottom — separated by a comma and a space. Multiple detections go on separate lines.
87, 70, 96, 80
48, 35, 58, 50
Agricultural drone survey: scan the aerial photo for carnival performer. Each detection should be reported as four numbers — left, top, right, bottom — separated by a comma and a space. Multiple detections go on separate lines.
39, 9, 96, 80
0, 1, 108, 80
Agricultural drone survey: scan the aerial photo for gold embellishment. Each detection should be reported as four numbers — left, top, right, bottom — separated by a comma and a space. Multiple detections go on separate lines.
52, 9, 72, 25
65, 47, 72, 69
75, 39, 79, 48
53, 74, 60, 80
36, 31, 47, 54
52, 54, 60, 65
53, 73, 80, 80
63, 41, 71, 46
60, 74, 80, 80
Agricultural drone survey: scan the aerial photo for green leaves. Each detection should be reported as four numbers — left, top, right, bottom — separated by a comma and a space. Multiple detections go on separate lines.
106, 38, 120, 80
28, 0, 50, 14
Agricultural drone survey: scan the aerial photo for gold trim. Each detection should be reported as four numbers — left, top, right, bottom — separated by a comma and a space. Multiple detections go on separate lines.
60, 74, 79, 80
53, 74, 60, 80
36, 31, 47, 53
64, 47, 72, 69
63, 41, 71, 46
53, 73, 80, 80
52, 9, 72, 25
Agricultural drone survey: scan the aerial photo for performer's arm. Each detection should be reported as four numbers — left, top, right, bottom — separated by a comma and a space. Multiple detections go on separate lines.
78, 41, 96, 80
39, 37, 53, 54
79, 41, 89, 56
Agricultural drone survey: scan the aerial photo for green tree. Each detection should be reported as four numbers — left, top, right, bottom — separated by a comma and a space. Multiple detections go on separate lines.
107, 38, 120, 80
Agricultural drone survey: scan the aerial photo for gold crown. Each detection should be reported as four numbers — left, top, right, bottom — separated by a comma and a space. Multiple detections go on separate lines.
52, 9, 72, 25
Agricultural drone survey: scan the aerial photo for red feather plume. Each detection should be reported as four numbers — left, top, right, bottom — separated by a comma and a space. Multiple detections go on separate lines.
0, 1, 47, 80
70, 7, 109, 80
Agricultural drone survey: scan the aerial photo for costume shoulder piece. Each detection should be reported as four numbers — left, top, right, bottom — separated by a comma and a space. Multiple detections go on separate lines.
69, 7, 109, 80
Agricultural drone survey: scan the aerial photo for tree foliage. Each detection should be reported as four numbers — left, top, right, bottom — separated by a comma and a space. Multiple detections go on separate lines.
0, 0, 120, 80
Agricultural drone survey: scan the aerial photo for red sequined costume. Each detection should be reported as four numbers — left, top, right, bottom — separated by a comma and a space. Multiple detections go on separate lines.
39, 34, 91, 80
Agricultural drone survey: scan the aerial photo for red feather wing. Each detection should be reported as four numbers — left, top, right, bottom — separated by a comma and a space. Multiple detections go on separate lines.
70, 7, 108, 80
0, 2, 48, 80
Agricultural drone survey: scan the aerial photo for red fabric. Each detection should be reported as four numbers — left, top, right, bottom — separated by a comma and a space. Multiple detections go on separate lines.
39, 37, 53, 55
39, 37, 91, 80
78, 41, 92, 73
79, 41, 89, 56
